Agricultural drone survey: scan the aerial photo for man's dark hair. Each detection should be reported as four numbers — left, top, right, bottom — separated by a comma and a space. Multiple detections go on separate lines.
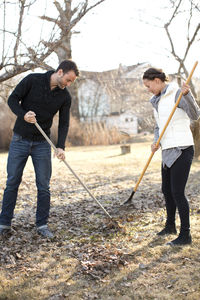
56, 60, 79, 76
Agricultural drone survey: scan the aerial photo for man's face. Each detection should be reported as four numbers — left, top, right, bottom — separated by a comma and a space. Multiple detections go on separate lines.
57, 70, 77, 89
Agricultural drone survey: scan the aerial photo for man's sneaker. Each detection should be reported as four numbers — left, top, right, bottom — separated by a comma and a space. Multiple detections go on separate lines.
37, 225, 54, 238
157, 224, 177, 236
0, 225, 11, 237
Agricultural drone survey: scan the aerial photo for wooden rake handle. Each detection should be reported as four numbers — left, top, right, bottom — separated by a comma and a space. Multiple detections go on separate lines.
133, 61, 198, 193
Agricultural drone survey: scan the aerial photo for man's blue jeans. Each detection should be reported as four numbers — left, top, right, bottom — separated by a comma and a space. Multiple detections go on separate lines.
0, 133, 52, 227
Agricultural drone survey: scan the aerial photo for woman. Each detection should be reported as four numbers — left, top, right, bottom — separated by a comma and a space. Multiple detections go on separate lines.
143, 68, 200, 246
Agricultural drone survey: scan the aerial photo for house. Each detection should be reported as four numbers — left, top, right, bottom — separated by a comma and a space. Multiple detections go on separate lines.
78, 62, 153, 133
106, 111, 138, 135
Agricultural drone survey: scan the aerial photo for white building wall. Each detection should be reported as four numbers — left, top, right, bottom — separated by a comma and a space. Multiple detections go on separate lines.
106, 112, 138, 135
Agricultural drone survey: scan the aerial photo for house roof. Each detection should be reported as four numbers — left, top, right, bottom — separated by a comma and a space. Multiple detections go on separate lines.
79, 62, 151, 81
78, 62, 153, 115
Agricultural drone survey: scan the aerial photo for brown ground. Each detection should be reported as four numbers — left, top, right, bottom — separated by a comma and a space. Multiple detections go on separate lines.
0, 134, 200, 300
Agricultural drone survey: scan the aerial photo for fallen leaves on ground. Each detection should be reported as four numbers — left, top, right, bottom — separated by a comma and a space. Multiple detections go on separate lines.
0, 140, 200, 299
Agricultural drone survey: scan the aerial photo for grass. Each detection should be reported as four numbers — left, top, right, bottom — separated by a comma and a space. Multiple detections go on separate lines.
0, 134, 200, 299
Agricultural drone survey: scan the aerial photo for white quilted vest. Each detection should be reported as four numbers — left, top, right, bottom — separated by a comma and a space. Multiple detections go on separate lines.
154, 83, 194, 150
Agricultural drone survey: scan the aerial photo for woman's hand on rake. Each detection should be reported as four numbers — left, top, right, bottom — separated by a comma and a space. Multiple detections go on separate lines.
151, 143, 160, 153
181, 82, 190, 95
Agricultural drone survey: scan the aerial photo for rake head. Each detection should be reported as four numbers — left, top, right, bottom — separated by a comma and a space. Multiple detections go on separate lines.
121, 190, 135, 206
104, 218, 125, 233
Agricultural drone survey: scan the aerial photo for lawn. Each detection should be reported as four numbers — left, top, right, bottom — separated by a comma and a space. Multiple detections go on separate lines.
0, 134, 200, 300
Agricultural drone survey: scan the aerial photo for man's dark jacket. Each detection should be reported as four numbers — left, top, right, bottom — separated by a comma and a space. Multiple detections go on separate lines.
8, 70, 71, 149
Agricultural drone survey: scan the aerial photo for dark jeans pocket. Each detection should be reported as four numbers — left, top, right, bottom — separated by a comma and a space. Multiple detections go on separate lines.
12, 133, 22, 142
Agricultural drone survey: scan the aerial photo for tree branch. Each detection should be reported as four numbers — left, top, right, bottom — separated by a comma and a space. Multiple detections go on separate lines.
70, 0, 106, 29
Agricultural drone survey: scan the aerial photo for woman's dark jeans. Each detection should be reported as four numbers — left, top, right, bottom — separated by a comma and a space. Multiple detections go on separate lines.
161, 146, 194, 232
0, 133, 52, 227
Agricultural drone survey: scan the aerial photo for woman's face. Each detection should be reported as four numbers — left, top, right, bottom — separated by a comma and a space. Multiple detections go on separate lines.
143, 78, 164, 96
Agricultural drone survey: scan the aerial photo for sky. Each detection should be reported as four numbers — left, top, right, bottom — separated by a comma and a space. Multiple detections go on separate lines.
70, 0, 200, 76
2, 0, 200, 77
72, 0, 169, 71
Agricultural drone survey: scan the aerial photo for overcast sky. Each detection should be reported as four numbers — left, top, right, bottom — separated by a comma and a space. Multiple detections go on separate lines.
72, 0, 170, 71
69, 0, 200, 76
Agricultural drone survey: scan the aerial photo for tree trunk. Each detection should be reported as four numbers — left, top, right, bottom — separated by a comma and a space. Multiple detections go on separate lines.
38, 1, 107, 120
191, 119, 200, 158
55, 36, 80, 119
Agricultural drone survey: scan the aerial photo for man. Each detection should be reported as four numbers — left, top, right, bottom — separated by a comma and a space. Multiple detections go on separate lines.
0, 60, 79, 238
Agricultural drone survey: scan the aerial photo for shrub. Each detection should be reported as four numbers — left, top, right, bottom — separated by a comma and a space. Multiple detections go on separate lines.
51, 115, 122, 147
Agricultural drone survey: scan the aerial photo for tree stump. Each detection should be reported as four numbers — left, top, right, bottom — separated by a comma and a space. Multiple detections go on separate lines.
120, 144, 131, 155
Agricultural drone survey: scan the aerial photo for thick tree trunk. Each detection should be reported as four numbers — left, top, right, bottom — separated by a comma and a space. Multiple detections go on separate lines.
55, 37, 80, 119
191, 119, 200, 158
191, 95, 200, 158
177, 75, 200, 158
39, 1, 107, 120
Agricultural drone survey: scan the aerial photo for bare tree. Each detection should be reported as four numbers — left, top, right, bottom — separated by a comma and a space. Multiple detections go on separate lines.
164, 0, 200, 156
0, 0, 107, 119
40, 0, 107, 118
0, 0, 107, 149
164, 0, 200, 95
0, 0, 58, 82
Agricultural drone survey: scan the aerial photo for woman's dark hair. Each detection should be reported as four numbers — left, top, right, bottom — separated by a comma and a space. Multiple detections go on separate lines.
143, 68, 168, 82
56, 60, 79, 76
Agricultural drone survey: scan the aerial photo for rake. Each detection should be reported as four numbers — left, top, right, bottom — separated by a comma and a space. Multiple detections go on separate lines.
35, 122, 121, 228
